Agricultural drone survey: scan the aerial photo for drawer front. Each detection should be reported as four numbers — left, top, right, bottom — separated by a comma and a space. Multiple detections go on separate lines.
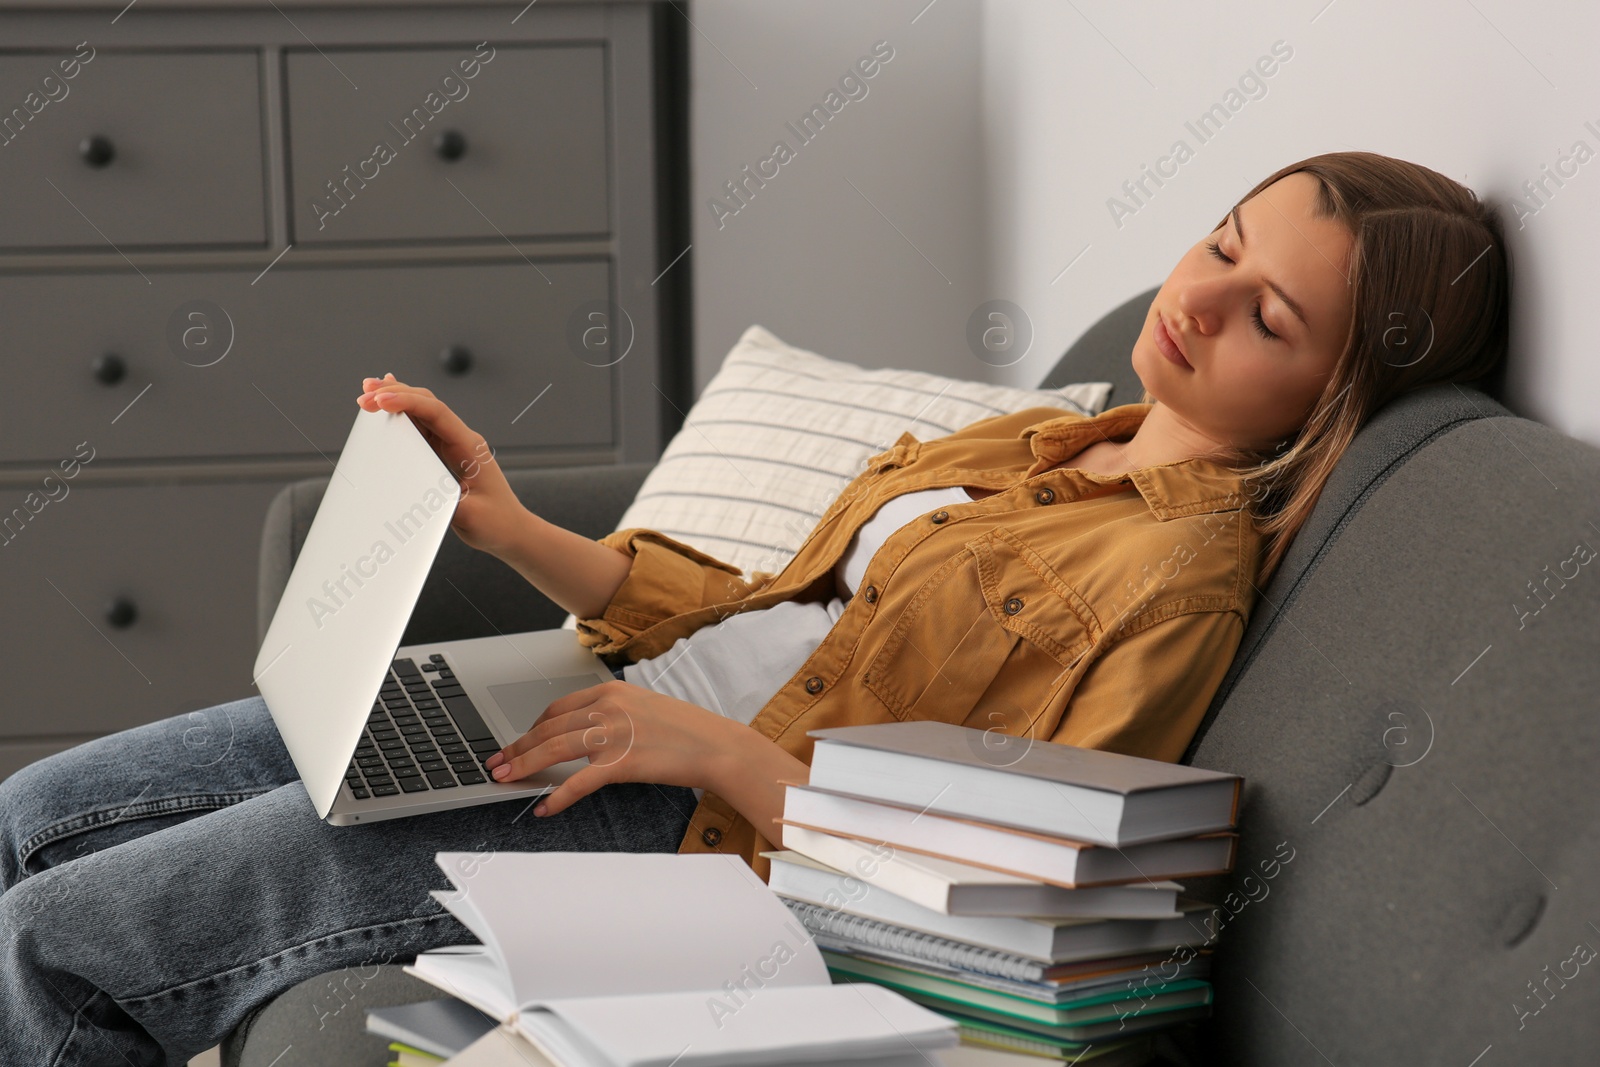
0, 259, 614, 464
286, 44, 609, 244
0, 479, 284, 740
0, 49, 267, 250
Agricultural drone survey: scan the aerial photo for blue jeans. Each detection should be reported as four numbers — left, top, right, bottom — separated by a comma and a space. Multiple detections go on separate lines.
0, 693, 695, 1066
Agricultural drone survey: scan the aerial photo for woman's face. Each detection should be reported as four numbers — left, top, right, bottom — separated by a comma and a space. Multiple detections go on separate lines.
1132, 171, 1356, 453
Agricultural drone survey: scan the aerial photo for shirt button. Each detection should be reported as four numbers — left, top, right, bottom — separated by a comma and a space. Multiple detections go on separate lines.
930, 510, 949, 524
1004, 597, 1024, 615
805, 676, 825, 694
701, 826, 723, 847
1035, 488, 1055, 505
863, 585, 878, 604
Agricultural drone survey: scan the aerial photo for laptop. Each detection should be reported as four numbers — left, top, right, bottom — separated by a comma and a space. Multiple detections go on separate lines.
252, 406, 614, 825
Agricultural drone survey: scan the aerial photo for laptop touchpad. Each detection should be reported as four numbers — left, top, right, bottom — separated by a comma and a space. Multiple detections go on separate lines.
487, 676, 610, 734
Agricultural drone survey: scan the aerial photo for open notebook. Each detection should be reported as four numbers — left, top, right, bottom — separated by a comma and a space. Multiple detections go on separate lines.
403, 852, 959, 1067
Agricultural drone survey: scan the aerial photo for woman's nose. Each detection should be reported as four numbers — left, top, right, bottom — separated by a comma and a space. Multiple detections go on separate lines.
1176, 284, 1224, 336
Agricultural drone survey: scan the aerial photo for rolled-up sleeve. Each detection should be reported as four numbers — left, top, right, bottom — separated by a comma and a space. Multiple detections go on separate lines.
574, 528, 773, 657
1049, 609, 1245, 763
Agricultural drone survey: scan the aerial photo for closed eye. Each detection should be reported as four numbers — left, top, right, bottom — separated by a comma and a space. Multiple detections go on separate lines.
1204, 239, 1281, 342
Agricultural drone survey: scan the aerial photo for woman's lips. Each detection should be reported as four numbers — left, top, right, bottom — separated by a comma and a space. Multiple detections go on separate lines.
1154, 315, 1193, 370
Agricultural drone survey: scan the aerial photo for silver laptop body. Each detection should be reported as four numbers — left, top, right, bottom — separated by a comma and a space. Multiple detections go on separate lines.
252, 407, 611, 825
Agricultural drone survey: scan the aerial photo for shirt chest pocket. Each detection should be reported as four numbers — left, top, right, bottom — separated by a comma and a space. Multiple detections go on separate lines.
861, 527, 1097, 726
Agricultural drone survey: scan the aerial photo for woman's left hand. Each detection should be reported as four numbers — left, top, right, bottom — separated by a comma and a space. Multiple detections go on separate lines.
482, 680, 735, 817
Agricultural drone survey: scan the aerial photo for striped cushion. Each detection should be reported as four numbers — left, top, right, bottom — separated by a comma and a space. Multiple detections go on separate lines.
561, 325, 1111, 628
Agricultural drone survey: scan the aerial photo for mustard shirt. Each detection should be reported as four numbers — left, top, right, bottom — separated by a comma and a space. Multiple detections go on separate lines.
575, 402, 1266, 881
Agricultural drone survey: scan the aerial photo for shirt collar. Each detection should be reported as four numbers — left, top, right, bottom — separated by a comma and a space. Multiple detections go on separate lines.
1018, 402, 1252, 520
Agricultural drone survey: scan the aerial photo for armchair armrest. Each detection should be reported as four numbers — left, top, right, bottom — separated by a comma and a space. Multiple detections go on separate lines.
256, 463, 654, 650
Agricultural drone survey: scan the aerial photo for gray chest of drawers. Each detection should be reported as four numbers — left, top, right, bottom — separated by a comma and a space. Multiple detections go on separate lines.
0, 1, 684, 779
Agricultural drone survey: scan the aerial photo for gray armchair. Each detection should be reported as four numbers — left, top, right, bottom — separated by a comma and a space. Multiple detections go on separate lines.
231, 290, 1600, 1065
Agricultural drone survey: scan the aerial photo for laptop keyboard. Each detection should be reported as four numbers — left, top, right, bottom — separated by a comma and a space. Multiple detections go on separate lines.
343, 655, 501, 801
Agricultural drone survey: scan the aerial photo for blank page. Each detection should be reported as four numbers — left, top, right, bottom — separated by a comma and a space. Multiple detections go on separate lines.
431, 852, 829, 1006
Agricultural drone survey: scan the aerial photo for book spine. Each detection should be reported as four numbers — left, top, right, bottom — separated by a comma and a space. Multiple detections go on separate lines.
779, 898, 1046, 983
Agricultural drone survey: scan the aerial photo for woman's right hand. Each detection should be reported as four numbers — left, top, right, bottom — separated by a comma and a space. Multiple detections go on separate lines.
356, 374, 528, 558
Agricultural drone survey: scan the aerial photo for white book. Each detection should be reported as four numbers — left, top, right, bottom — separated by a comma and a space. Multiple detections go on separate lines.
778, 823, 1182, 918
765, 849, 1217, 964
404, 852, 959, 1067
779, 782, 1237, 888
806, 722, 1241, 847
446, 1025, 553, 1067
445, 1026, 942, 1067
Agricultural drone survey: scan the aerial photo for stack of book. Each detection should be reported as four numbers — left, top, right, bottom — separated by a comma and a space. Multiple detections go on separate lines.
763, 721, 1242, 1065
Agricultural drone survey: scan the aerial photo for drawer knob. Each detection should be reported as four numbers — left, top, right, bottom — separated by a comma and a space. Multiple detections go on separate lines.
433, 129, 467, 162
106, 597, 138, 629
79, 135, 116, 168
91, 352, 127, 385
439, 345, 474, 376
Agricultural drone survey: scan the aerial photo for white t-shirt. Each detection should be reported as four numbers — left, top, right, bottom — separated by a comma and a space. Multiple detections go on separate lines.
622, 484, 974, 801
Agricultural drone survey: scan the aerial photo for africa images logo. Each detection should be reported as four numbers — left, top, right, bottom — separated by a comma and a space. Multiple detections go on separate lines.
1105, 40, 1294, 229
309, 42, 497, 231
305, 470, 458, 629
706, 40, 896, 230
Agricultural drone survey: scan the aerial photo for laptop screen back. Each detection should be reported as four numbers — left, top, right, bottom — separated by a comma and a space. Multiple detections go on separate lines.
253, 408, 461, 818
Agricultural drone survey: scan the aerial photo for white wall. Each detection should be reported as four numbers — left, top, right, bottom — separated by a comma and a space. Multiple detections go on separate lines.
690, 0, 1600, 445
687, 0, 988, 393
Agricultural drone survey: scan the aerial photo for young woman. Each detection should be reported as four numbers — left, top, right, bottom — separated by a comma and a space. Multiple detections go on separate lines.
0, 152, 1508, 1063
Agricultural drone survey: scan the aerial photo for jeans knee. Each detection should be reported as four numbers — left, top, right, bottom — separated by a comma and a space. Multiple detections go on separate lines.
0, 859, 71, 944
0, 759, 56, 890
0, 744, 122, 888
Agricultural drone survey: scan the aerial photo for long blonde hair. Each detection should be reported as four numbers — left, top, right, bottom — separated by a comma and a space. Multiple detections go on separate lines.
1145, 152, 1511, 586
